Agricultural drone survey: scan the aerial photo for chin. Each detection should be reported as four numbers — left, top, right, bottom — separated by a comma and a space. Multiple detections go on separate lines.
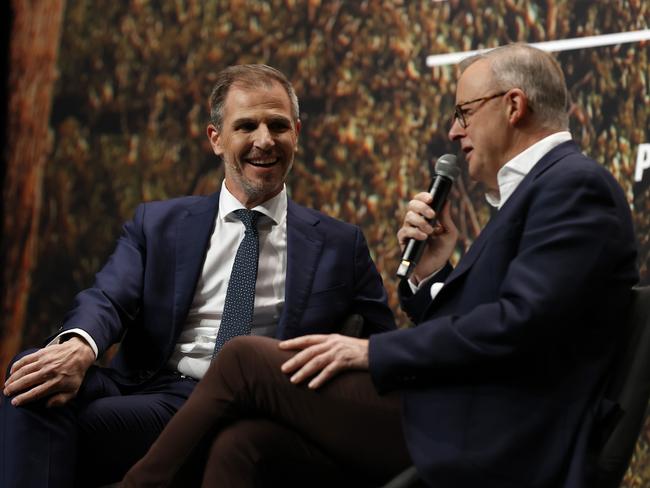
243, 180, 283, 201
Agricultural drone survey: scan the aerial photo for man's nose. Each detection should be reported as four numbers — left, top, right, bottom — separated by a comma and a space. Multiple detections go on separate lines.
448, 117, 464, 141
254, 124, 274, 149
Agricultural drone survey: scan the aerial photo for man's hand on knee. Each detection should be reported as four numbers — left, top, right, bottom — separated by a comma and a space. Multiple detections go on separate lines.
3, 336, 95, 407
279, 334, 369, 389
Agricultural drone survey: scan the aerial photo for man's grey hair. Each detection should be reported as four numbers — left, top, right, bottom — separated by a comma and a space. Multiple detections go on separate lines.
459, 43, 570, 130
209, 64, 300, 128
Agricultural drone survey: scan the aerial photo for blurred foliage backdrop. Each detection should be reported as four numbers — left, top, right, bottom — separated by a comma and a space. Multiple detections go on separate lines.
3, 0, 649, 484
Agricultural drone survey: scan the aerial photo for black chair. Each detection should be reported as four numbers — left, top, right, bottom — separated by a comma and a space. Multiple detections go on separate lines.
594, 285, 650, 487
381, 285, 650, 488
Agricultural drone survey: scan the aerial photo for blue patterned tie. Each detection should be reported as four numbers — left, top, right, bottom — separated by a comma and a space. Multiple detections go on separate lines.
212, 209, 262, 358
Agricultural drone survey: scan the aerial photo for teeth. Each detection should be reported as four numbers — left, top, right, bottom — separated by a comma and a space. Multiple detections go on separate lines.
248, 158, 277, 166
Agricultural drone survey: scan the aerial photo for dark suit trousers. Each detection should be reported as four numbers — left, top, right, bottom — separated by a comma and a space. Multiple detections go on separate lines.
1, 349, 197, 488
123, 336, 411, 487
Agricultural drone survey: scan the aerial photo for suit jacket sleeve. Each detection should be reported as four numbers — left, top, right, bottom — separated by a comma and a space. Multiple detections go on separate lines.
58, 203, 148, 356
369, 157, 638, 393
397, 262, 454, 324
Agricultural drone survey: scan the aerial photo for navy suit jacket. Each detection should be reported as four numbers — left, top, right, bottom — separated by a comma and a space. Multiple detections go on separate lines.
370, 142, 638, 488
60, 193, 395, 385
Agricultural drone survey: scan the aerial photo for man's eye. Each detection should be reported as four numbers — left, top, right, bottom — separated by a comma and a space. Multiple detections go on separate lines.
237, 122, 257, 131
269, 122, 290, 132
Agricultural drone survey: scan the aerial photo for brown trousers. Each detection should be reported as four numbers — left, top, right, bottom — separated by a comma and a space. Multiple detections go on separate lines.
122, 336, 411, 487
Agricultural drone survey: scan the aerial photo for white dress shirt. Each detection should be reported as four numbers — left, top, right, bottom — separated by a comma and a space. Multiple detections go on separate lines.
485, 131, 572, 209
410, 131, 573, 299
168, 183, 288, 379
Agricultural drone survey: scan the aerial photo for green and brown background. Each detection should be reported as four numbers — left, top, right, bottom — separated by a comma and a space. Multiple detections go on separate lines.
2, 0, 649, 483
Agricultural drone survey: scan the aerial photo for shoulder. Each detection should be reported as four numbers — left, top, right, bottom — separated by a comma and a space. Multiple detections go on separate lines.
535, 143, 625, 198
135, 193, 218, 220
288, 199, 361, 236
140, 193, 214, 211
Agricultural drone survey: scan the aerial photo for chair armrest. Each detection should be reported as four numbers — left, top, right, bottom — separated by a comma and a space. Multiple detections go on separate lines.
339, 314, 364, 338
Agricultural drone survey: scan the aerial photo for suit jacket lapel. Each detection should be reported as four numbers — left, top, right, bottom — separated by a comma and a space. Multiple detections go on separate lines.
277, 200, 324, 338
442, 140, 581, 289
172, 193, 220, 338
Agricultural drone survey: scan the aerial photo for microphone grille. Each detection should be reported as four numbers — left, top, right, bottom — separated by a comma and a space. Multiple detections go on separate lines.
434, 154, 460, 181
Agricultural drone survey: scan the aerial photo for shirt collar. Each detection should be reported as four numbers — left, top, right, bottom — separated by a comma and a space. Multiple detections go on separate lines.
486, 131, 572, 209
218, 181, 287, 226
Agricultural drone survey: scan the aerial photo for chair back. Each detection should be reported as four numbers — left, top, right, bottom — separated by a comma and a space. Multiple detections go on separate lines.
596, 285, 650, 488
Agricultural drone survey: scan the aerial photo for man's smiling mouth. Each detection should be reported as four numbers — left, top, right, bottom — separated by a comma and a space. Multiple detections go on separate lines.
246, 157, 278, 167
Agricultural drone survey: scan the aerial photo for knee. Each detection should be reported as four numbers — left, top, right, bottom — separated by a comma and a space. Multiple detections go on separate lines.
4, 348, 39, 380
2, 348, 40, 409
198, 336, 290, 405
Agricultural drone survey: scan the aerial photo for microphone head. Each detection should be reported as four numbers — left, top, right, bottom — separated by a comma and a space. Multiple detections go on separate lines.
434, 154, 460, 181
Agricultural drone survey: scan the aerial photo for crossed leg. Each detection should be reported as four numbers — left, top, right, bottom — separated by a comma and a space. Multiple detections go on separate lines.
123, 335, 410, 487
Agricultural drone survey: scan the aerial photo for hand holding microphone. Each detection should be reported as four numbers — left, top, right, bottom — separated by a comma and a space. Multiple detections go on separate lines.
396, 154, 460, 280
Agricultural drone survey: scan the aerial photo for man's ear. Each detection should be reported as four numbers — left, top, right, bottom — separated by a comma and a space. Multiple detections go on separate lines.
207, 124, 223, 156
294, 119, 302, 152
506, 88, 529, 126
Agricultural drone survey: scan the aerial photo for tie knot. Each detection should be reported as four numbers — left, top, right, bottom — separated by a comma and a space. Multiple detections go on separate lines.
233, 209, 261, 232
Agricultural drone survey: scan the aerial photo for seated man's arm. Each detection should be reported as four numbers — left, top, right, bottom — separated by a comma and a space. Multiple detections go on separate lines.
279, 194, 459, 389
60, 203, 148, 353
4, 204, 149, 407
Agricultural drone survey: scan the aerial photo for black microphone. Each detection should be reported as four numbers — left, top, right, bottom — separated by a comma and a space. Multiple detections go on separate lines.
396, 154, 460, 279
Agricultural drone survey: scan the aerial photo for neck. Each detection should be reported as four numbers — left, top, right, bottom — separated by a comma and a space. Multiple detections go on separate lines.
503, 125, 562, 164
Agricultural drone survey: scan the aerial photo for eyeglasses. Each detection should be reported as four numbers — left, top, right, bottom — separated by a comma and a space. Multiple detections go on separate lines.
453, 91, 507, 128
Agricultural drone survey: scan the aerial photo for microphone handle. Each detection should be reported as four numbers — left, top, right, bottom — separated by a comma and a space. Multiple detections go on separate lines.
396, 176, 452, 279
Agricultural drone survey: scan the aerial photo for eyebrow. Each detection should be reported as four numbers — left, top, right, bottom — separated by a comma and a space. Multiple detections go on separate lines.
232, 115, 292, 126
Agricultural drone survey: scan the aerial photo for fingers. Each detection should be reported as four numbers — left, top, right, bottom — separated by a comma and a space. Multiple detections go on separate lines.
7, 349, 41, 379
4, 339, 94, 407
278, 334, 328, 351
4, 351, 49, 395
279, 337, 331, 375
305, 361, 342, 390
398, 193, 460, 246
407, 194, 436, 225
10, 377, 64, 407
8, 368, 80, 407
285, 344, 346, 389
412, 191, 434, 206
6, 352, 80, 405
398, 193, 437, 248
279, 335, 369, 389
11, 376, 80, 407
437, 201, 459, 236
5, 367, 50, 398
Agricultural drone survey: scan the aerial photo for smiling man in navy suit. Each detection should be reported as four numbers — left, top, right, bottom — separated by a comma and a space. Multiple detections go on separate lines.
124, 44, 638, 488
0, 64, 395, 487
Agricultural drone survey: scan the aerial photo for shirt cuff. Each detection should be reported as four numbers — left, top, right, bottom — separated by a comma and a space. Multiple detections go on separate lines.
47, 329, 99, 359
407, 266, 445, 295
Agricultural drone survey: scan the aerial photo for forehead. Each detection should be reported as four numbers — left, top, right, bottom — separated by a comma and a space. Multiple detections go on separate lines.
456, 59, 494, 103
222, 81, 293, 121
